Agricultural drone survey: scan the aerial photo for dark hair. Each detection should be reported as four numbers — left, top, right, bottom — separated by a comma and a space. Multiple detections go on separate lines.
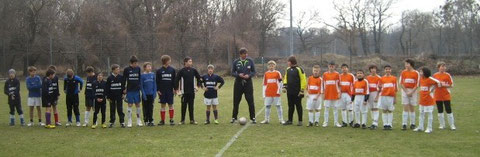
28, 66, 37, 72
161, 55, 171, 65
184, 56, 192, 65
48, 65, 57, 71
130, 55, 138, 63
328, 61, 336, 65
368, 65, 377, 71
46, 69, 55, 77
143, 62, 152, 69
421, 67, 431, 78
341, 64, 348, 68
239, 48, 248, 54
111, 64, 120, 71
437, 61, 446, 68
287, 55, 297, 65
405, 59, 415, 68
384, 65, 392, 69
357, 69, 364, 74
85, 66, 95, 73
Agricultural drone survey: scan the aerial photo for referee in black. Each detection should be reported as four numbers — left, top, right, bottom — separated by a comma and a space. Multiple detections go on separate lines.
231, 48, 256, 124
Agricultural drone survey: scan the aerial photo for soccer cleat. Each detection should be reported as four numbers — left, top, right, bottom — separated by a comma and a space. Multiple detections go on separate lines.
401, 124, 407, 130
204, 120, 210, 125
260, 120, 269, 124
361, 124, 367, 129
179, 121, 185, 125
439, 126, 445, 130
315, 122, 320, 127
451, 125, 456, 131
137, 120, 143, 127
214, 120, 219, 124
108, 123, 114, 128
27, 122, 33, 127
369, 125, 377, 130
353, 123, 361, 128
425, 129, 432, 134
39, 122, 45, 126
230, 118, 237, 124
169, 120, 175, 126
335, 122, 342, 128
307, 122, 313, 127
387, 125, 393, 130
280, 120, 286, 125
158, 120, 165, 126
82, 123, 88, 127
251, 118, 257, 124
413, 127, 424, 132
55, 122, 62, 126
322, 122, 328, 127
120, 123, 126, 128
410, 124, 416, 130
76, 122, 81, 127
383, 125, 387, 130
283, 121, 293, 125
91, 125, 97, 129
349, 121, 354, 127
45, 124, 56, 129
127, 123, 132, 128
102, 124, 107, 128
297, 121, 303, 126
65, 122, 71, 127
342, 122, 348, 127
190, 120, 198, 125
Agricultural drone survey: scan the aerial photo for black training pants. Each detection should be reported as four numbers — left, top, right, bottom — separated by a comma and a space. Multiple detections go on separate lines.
109, 98, 125, 124
287, 93, 303, 122
93, 100, 106, 124
181, 93, 195, 122
142, 95, 154, 123
66, 94, 80, 118
232, 79, 256, 120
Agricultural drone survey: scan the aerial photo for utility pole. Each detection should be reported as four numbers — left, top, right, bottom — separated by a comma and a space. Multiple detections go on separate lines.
289, 0, 293, 56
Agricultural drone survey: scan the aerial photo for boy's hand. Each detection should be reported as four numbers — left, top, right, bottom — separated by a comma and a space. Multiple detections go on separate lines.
282, 88, 287, 93
298, 90, 304, 98
157, 91, 162, 96
244, 74, 250, 79
214, 87, 219, 90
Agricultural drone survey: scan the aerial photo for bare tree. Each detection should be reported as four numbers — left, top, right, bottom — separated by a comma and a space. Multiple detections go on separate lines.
255, 0, 285, 57
369, 0, 394, 54
295, 11, 321, 54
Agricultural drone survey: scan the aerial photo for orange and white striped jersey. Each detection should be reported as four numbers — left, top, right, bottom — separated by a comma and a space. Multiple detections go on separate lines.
400, 70, 420, 89
379, 75, 397, 97
366, 75, 381, 92
263, 70, 282, 97
433, 72, 453, 101
353, 79, 369, 95
340, 73, 355, 95
307, 76, 323, 95
323, 71, 340, 100
419, 77, 441, 106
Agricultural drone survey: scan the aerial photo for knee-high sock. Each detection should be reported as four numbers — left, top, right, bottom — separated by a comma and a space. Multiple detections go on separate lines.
54, 113, 59, 123
265, 105, 271, 120
333, 108, 338, 124
127, 107, 132, 121
160, 109, 166, 121
382, 113, 387, 126
438, 113, 445, 128
373, 111, 379, 126
213, 110, 218, 120
206, 110, 210, 121
136, 107, 141, 122
361, 112, 367, 125
341, 110, 347, 123
410, 111, 416, 125
402, 111, 408, 125
276, 105, 283, 121
315, 112, 320, 123
169, 108, 174, 119
324, 107, 330, 124
84, 111, 89, 124
349, 110, 354, 123
418, 111, 425, 130
354, 111, 360, 124
45, 112, 51, 125
308, 112, 314, 123
427, 112, 433, 130
388, 113, 393, 126
447, 113, 455, 128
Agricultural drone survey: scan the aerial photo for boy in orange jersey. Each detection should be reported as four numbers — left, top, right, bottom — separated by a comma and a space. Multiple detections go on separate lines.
352, 70, 369, 129
322, 61, 341, 127
339, 64, 355, 127
261, 61, 285, 124
377, 65, 397, 130
366, 65, 381, 128
306, 65, 323, 127
414, 67, 440, 134
433, 62, 455, 130
400, 59, 420, 130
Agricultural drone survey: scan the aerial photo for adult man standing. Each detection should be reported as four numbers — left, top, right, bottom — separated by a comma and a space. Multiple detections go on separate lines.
231, 48, 257, 124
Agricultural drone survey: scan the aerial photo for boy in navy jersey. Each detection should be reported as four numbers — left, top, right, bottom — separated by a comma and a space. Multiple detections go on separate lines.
123, 55, 143, 127
64, 69, 84, 127
201, 65, 225, 124
4, 69, 24, 126
107, 64, 126, 128
175, 57, 202, 125
84, 66, 96, 126
42, 69, 57, 129
92, 73, 107, 129
47, 65, 61, 126
156, 55, 176, 126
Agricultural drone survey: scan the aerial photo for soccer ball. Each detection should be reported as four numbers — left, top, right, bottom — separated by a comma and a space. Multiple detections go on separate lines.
238, 117, 247, 125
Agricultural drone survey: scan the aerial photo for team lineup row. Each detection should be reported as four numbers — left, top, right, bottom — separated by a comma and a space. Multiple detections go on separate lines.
3, 48, 456, 133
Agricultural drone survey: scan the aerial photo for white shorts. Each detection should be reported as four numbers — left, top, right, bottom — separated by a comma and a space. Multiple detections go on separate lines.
306, 95, 323, 110
353, 95, 368, 113
379, 96, 395, 111
336, 93, 352, 110
28, 97, 42, 107
419, 105, 434, 113
204, 98, 219, 106
324, 100, 338, 108
264, 97, 281, 106
401, 88, 418, 106
367, 91, 379, 109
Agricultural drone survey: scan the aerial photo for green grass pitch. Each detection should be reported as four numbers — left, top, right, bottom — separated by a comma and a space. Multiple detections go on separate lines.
0, 77, 479, 156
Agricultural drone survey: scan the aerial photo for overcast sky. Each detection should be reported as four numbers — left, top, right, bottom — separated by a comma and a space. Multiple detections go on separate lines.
279, 0, 445, 28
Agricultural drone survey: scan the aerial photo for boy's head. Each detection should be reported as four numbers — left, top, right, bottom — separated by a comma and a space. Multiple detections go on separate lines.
437, 61, 446, 72
111, 64, 120, 75
8, 69, 16, 79
130, 55, 138, 67
420, 67, 431, 78
97, 72, 104, 81
341, 64, 349, 73
48, 65, 57, 71
287, 55, 297, 67
356, 70, 365, 79
28, 66, 37, 76
267, 60, 276, 71
143, 62, 152, 72
184, 56, 193, 67
239, 48, 248, 59
368, 65, 377, 74
312, 65, 321, 77
161, 55, 171, 66
384, 65, 392, 74
328, 61, 336, 72
85, 66, 95, 76
207, 64, 215, 75
404, 59, 415, 70
46, 69, 56, 79
66, 69, 74, 78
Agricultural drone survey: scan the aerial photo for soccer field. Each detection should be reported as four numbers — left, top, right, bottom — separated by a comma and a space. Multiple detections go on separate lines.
1, 77, 479, 157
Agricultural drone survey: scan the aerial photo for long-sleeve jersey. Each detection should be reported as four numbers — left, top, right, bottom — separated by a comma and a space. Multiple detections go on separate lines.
156, 66, 176, 94
106, 74, 125, 99
85, 75, 96, 99
141, 72, 157, 98
51, 76, 60, 98
175, 67, 202, 94
283, 66, 307, 95
4, 78, 20, 99
123, 66, 142, 92
26, 75, 42, 97
64, 75, 84, 95
232, 58, 256, 80
202, 74, 225, 99
42, 77, 57, 103
94, 80, 107, 100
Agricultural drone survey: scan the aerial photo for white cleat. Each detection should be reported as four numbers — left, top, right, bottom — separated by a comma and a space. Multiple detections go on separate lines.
127, 123, 133, 128
82, 123, 88, 127
137, 120, 144, 127
27, 122, 33, 127
65, 122, 72, 127
439, 126, 445, 130
413, 128, 424, 132
279, 120, 285, 125
39, 122, 45, 126
335, 122, 342, 128
260, 120, 269, 124
76, 122, 81, 127
451, 125, 456, 131
322, 122, 328, 128
425, 129, 432, 134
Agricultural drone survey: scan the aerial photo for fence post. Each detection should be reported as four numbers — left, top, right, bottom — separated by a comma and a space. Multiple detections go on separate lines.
2, 39, 5, 75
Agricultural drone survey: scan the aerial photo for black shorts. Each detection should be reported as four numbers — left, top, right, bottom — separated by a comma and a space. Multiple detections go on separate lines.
42, 100, 55, 107
8, 98, 21, 106
86, 98, 95, 107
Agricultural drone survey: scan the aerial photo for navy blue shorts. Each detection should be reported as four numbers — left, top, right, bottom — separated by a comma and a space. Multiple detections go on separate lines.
85, 98, 95, 107
126, 91, 141, 104
159, 91, 174, 105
